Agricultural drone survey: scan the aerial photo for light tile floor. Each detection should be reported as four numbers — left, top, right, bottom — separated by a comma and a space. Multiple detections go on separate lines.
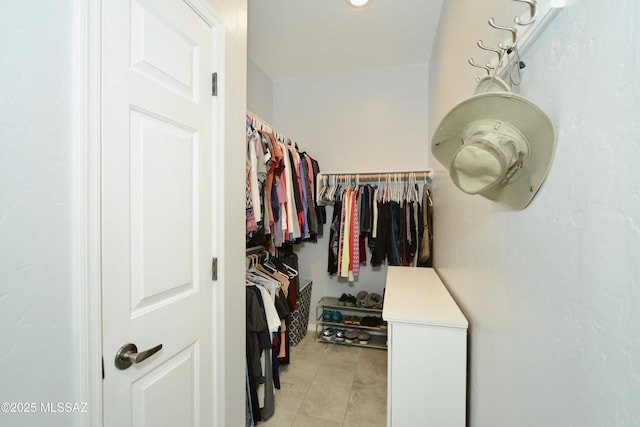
258, 331, 388, 427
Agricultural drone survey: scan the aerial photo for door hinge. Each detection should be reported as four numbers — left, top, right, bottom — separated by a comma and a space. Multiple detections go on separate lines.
212, 257, 218, 281
212, 72, 218, 96
102, 356, 105, 380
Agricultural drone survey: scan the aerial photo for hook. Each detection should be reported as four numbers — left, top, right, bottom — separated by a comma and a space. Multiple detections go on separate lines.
477, 40, 504, 67
468, 58, 491, 75
513, 0, 537, 26
488, 17, 518, 48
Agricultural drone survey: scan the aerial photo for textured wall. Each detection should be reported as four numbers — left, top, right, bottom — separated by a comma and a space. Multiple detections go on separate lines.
0, 3, 80, 427
429, 0, 640, 425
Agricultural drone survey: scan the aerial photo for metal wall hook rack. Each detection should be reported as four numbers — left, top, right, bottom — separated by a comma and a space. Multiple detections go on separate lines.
467, 0, 568, 85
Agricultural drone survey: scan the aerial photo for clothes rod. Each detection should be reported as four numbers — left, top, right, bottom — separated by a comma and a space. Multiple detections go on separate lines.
319, 170, 432, 182
246, 245, 267, 255
246, 110, 297, 147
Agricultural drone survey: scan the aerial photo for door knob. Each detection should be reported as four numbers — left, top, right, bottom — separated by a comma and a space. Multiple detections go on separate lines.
115, 343, 163, 370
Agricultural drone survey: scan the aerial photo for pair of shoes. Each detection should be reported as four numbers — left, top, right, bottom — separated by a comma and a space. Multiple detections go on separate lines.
357, 331, 371, 344
335, 329, 346, 343
343, 315, 361, 325
367, 293, 383, 309
356, 291, 384, 309
344, 330, 359, 343
338, 293, 357, 306
322, 327, 335, 342
360, 316, 383, 328
323, 310, 343, 323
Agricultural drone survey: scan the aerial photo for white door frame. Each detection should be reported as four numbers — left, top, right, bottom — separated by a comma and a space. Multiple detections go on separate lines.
72, 1, 227, 425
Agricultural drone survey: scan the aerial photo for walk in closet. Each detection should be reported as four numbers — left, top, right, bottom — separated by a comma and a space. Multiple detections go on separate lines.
244, 107, 440, 424
247, 2, 452, 426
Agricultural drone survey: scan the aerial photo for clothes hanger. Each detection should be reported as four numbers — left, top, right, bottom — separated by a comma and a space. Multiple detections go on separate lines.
269, 257, 298, 278
318, 175, 327, 202
327, 175, 336, 201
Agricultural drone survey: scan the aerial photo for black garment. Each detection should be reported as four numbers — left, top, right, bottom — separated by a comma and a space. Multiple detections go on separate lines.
287, 151, 304, 215
310, 158, 326, 237
401, 201, 409, 266
275, 289, 290, 319
327, 200, 342, 274
362, 185, 373, 233
275, 247, 300, 299
247, 285, 277, 420
270, 184, 279, 223
408, 201, 418, 261
299, 153, 318, 237
371, 201, 390, 267
388, 201, 402, 266
246, 287, 269, 422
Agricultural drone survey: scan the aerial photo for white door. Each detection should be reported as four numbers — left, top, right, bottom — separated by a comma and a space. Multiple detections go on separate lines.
101, 0, 220, 425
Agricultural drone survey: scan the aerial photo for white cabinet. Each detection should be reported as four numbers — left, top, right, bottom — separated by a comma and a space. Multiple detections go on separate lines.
383, 267, 468, 427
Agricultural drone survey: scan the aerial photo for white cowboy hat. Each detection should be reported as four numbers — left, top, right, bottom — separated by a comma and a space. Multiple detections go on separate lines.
431, 76, 556, 209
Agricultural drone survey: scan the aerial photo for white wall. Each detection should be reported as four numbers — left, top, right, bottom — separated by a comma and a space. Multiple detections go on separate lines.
0, 1, 247, 426
247, 58, 274, 123
429, 0, 640, 425
272, 66, 430, 326
0, 3, 80, 427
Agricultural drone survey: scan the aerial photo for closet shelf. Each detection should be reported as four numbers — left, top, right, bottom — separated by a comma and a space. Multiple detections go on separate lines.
316, 319, 386, 333
319, 296, 383, 313
315, 297, 387, 351
314, 331, 387, 350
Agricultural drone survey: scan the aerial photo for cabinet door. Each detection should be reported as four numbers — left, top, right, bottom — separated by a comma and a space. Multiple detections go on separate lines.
388, 323, 467, 426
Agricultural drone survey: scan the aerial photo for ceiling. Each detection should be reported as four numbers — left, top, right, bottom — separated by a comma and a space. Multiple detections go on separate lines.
248, 0, 445, 81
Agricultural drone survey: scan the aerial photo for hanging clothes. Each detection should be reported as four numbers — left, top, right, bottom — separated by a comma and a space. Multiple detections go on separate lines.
245, 113, 326, 249
327, 196, 342, 275
417, 183, 433, 266
327, 175, 433, 275
245, 249, 301, 424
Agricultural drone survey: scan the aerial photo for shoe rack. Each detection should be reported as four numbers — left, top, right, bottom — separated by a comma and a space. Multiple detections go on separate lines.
315, 296, 387, 350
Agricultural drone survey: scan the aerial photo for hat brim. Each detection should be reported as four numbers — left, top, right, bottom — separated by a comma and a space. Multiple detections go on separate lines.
431, 91, 556, 209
